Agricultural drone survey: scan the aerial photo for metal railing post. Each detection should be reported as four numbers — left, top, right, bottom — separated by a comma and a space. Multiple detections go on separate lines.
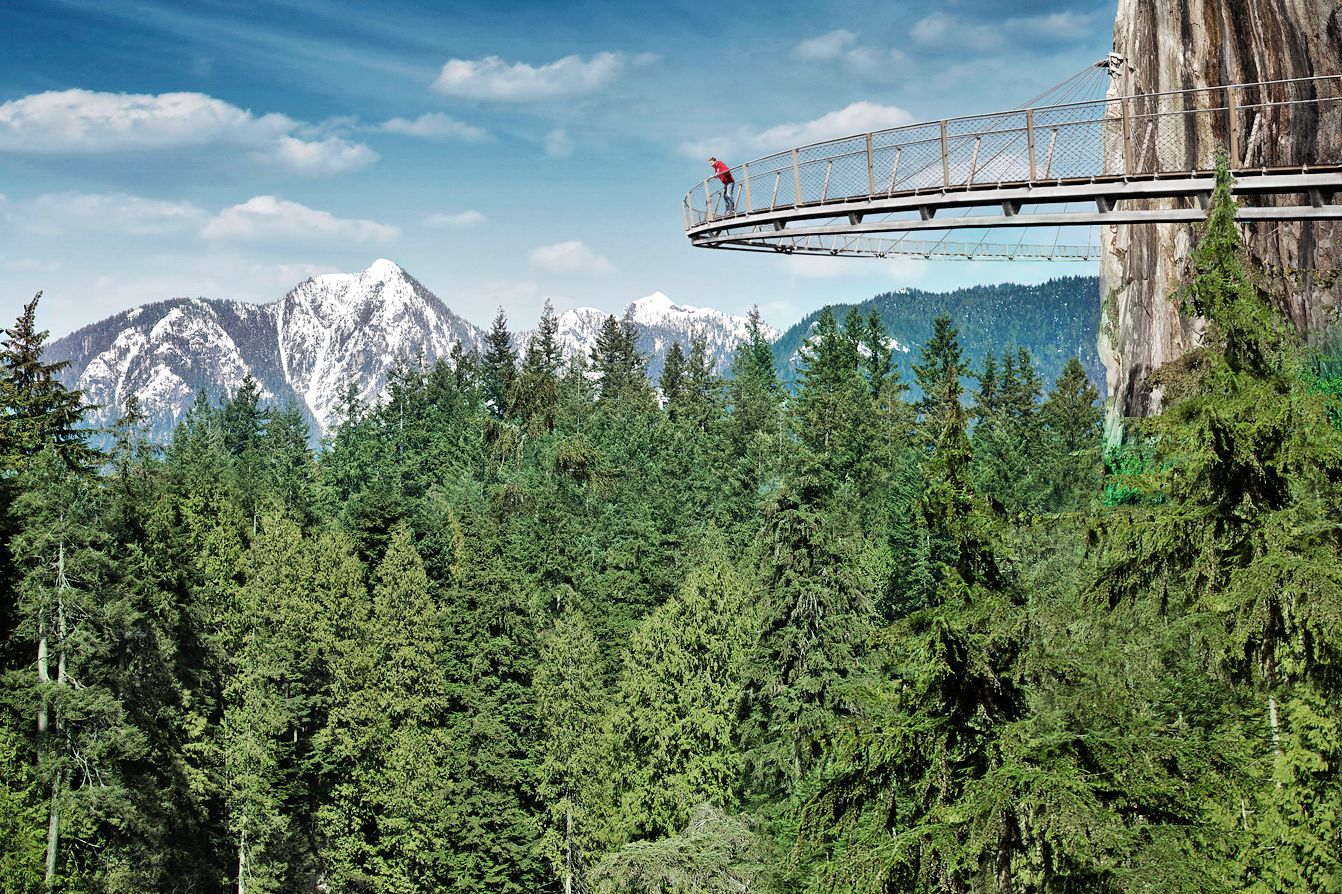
866, 132, 875, 195
742, 163, 752, 212
792, 148, 802, 205
1120, 94, 1132, 175
1026, 109, 1037, 181
940, 120, 950, 187
683, 197, 690, 230
1226, 86, 1239, 168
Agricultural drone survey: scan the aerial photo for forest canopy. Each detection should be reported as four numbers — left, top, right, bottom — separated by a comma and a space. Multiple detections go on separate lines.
2, 167, 1340, 894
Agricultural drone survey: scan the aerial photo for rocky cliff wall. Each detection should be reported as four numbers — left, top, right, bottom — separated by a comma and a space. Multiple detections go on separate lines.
1100, 0, 1342, 439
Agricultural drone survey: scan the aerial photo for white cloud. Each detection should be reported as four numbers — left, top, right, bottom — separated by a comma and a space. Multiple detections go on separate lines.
792, 30, 859, 62
842, 46, 910, 80
529, 240, 614, 275
22, 192, 208, 237
682, 101, 915, 160
544, 127, 573, 157
201, 196, 397, 243
432, 52, 635, 100
911, 10, 1097, 51
379, 112, 491, 142
0, 88, 377, 177
424, 209, 486, 228
0, 89, 290, 151
248, 261, 340, 283
911, 12, 999, 49
2, 257, 61, 272
264, 135, 378, 176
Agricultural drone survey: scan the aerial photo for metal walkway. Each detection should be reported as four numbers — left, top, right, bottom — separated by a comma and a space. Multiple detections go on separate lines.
683, 73, 1342, 260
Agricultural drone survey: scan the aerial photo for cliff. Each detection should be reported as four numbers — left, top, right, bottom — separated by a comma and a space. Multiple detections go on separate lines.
1100, 0, 1342, 438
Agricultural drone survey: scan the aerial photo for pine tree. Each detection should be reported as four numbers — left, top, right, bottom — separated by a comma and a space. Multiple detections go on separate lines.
739, 470, 878, 799
972, 353, 1000, 423
535, 610, 612, 894
483, 308, 518, 419
659, 342, 686, 411
5, 448, 144, 890
321, 525, 455, 893
912, 314, 965, 430
612, 547, 756, 839
512, 300, 563, 434
0, 293, 95, 472
1038, 357, 1102, 510
1094, 162, 1342, 892
592, 314, 652, 409
801, 374, 1028, 894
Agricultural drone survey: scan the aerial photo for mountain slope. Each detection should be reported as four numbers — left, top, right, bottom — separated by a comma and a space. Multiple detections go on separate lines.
45, 263, 776, 443
772, 276, 1103, 395
47, 260, 484, 441
538, 292, 780, 379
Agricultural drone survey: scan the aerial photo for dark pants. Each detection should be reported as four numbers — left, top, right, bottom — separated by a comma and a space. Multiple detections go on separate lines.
721, 179, 736, 212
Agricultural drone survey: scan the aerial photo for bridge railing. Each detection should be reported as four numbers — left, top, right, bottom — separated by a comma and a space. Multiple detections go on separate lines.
684, 74, 1342, 228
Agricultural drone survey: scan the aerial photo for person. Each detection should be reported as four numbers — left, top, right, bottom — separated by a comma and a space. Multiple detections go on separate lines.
709, 156, 736, 213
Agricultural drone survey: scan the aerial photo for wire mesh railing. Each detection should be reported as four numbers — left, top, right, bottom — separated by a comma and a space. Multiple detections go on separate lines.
684, 74, 1342, 229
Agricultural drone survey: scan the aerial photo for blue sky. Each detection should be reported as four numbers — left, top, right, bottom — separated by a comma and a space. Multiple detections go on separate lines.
1, 0, 1116, 337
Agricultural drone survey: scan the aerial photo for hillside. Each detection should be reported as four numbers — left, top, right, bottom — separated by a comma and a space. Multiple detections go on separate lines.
772, 276, 1102, 394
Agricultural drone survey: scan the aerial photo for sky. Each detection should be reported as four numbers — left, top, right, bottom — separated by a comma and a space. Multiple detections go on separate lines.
1, 0, 1117, 338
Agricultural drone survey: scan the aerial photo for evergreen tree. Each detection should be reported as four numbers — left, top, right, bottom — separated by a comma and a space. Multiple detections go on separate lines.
612, 547, 756, 840
482, 308, 518, 419
592, 314, 653, 409
0, 293, 95, 473
321, 525, 455, 893
739, 470, 878, 800
801, 372, 1028, 894
912, 314, 966, 430
1038, 357, 1102, 510
512, 300, 563, 434
1095, 163, 1342, 892
535, 610, 612, 893
972, 353, 1000, 423
659, 342, 686, 410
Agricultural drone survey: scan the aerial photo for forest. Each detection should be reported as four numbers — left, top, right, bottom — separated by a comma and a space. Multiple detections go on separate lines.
1, 170, 1340, 894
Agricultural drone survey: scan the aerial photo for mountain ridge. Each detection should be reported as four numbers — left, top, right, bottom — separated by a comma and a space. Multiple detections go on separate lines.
46, 260, 777, 441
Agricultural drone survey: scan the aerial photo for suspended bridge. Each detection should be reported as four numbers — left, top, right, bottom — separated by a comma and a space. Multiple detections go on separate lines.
682, 64, 1342, 261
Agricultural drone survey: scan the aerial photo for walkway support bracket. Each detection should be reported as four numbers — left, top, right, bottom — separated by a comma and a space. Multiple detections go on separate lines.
1026, 109, 1037, 181
939, 120, 950, 188
866, 133, 875, 195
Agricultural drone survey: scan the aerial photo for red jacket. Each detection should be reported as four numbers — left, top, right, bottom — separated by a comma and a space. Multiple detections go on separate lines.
712, 160, 734, 184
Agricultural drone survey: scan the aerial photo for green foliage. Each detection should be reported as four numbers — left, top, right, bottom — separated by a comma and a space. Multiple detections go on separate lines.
591, 803, 767, 894
4, 250, 1341, 894
612, 547, 757, 839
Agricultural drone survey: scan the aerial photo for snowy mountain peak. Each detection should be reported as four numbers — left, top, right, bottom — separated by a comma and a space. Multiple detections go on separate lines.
629, 291, 687, 322
48, 263, 777, 444
50, 261, 483, 441
532, 293, 779, 379
362, 257, 407, 281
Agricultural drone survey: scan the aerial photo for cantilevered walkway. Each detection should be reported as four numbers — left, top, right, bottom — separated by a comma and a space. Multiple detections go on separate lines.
683, 70, 1342, 261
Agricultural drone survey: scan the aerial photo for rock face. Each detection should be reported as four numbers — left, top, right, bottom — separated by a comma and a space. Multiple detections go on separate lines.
47, 260, 484, 442
47, 263, 777, 443
1100, 0, 1342, 437
537, 293, 780, 380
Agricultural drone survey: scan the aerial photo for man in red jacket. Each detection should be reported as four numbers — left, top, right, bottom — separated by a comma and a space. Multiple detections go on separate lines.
709, 156, 736, 213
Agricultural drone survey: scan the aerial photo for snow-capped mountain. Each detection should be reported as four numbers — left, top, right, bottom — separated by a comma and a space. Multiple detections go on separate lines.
46, 263, 775, 442
275, 259, 480, 429
540, 292, 779, 378
48, 260, 483, 440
